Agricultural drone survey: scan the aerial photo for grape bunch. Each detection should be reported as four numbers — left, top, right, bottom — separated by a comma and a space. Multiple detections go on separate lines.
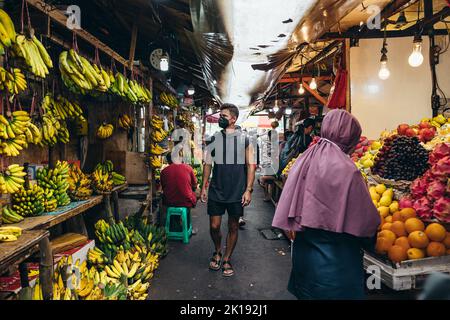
372, 135, 429, 181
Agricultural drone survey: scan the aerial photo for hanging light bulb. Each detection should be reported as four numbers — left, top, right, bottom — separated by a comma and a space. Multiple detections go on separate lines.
207, 107, 213, 114
160, 53, 169, 72
187, 85, 195, 95
408, 34, 424, 67
298, 83, 305, 94
378, 39, 390, 80
273, 106, 279, 113
309, 78, 317, 90
285, 107, 292, 115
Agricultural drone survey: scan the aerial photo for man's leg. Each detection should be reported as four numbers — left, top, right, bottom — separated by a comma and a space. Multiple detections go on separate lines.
224, 215, 239, 261
209, 215, 222, 252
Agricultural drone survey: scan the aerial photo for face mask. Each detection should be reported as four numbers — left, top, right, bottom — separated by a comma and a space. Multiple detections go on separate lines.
218, 116, 230, 129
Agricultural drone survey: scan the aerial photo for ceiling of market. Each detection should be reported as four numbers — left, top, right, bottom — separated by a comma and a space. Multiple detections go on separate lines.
19, 0, 450, 114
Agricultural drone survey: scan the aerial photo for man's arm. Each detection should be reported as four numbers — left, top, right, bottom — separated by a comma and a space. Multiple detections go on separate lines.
242, 143, 256, 206
200, 163, 212, 202
190, 167, 198, 190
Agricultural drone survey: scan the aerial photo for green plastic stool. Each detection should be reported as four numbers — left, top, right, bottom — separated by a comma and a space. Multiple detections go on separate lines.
165, 207, 192, 244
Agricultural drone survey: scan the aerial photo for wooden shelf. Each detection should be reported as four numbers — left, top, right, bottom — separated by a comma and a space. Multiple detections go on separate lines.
0, 230, 49, 275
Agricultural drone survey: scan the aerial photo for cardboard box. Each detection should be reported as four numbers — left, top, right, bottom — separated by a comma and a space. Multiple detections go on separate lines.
0, 240, 95, 293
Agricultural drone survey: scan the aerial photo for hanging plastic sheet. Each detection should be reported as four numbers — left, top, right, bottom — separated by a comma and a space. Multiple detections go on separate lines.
326, 68, 348, 109
187, 0, 362, 114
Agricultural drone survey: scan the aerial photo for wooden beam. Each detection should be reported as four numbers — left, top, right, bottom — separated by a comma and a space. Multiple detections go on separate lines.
128, 21, 139, 70
27, 0, 134, 71
302, 81, 327, 105
279, 76, 332, 83
344, 38, 351, 113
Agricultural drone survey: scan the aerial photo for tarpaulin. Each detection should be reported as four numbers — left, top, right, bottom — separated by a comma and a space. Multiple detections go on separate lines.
326, 68, 347, 109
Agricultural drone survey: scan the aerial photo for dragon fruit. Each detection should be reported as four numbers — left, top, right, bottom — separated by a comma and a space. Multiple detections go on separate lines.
432, 197, 450, 223
430, 156, 450, 182
410, 177, 429, 198
413, 197, 433, 220
429, 143, 450, 165
426, 180, 447, 201
399, 196, 414, 209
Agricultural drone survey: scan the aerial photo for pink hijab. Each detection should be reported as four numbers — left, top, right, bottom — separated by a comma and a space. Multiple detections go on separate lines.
272, 109, 380, 238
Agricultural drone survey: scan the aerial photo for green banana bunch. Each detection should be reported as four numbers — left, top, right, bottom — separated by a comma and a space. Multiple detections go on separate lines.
109, 72, 151, 104
111, 172, 126, 186
2, 206, 25, 224
11, 184, 45, 217
12, 34, 53, 78
36, 161, 71, 209
0, 164, 27, 194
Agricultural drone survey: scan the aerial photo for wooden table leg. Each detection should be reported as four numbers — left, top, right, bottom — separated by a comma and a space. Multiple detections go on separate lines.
19, 263, 29, 289
39, 237, 53, 300
112, 191, 120, 222
103, 194, 114, 224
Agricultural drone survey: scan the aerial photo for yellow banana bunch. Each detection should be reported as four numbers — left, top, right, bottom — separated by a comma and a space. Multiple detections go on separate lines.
0, 67, 27, 95
149, 155, 162, 169
151, 115, 164, 129
40, 94, 86, 122
0, 226, 22, 242
0, 164, 27, 194
150, 127, 168, 143
149, 143, 167, 155
0, 110, 31, 156
92, 168, 113, 193
38, 113, 68, 147
0, 9, 16, 49
24, 122, 42, 145
67, 163, 93, 200
159, 92, 179, 108
59, 50, 108, 95
12, 34, 53, 78
118, 114, 133, 130
96, 123, 114, 139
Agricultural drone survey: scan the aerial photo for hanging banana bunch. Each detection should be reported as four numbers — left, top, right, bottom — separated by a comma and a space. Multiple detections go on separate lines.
109, 72, 152, 104
160, 92, 179, 109
0, 164, 27, 194
41, 93, 86, 122
0, 110, 31, 157
96, 123, 114, 139
12, 34, 53, 78
0, 67, 27, 95
149, 156, 162, 169
0, 9, 17, 53
118, 114, 133, 130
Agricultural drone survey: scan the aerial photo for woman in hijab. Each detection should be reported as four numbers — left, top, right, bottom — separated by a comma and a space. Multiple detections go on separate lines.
272, 109, 380, 300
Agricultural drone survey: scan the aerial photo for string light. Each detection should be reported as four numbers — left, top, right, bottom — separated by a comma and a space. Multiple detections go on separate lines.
298, 83, 305, 94
408, 34, 424, 67
378, 27, 390, 80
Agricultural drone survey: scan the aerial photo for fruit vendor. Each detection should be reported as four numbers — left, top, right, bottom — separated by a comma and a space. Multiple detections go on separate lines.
273, 109, 381, 299
160, 153, 198, 227
201, 103, 256, 277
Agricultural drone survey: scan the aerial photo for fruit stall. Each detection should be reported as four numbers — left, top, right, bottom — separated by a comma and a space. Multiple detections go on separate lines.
0, 2, 174, 300
353, 116, 450, 291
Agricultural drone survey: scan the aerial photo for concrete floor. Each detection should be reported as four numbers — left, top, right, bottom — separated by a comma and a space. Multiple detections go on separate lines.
147, 185, 296, 300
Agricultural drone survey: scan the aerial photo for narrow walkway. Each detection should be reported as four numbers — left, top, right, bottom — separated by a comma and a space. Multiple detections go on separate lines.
148, 184, 295, 300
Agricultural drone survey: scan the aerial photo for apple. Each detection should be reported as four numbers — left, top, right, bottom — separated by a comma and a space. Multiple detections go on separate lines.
356, 143, 362, 149
419, 122, 432, 130
420, 128, 435, 142
405, 128, 416, 137
363, 146, 369, 152
397, 124, 410, 135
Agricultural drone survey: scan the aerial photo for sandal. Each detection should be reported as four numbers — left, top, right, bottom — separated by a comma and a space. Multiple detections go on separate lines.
222, 260, 234, 277
209, 251, 222, 271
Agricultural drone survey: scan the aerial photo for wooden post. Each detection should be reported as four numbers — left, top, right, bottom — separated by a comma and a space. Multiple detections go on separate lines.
18, 262, 30, 289
103, 194, 115, 224
344, 38, 351, 113
48, 147, 55, 168
39, 237, 53, 300
112, 191, 120, 222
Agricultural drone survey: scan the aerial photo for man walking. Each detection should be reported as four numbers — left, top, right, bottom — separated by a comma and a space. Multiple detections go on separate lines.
201, 103, 256, 277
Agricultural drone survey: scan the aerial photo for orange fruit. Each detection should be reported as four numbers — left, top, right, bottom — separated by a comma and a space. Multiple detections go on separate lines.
395, 236, 411, 251
408, 231, 429, 249
392, 211, 403, 222
390, 221, 407, 237
388, 245, 408, 263
424, 223, 447, 242
378, 216, 385, 230
407, 248, 425, 260
426, 242, 446, 257
385, 216, 393, 223
381, 223, 392, 231
400, 208, 416, 221
443, 232, 450, 249
376, 237, 393, 255
404, 218, 425, 234
378, 230, 396, 244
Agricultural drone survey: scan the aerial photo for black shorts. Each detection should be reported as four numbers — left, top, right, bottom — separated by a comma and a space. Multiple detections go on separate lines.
207, 199, 244, 217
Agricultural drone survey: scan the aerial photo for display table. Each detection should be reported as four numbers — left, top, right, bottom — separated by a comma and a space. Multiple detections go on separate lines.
363, 252, 450, 291
0, 230, 52, 299
8, 196, 103, 231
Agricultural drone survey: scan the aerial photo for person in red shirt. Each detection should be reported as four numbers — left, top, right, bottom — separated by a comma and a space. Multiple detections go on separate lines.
160, 153, 198, 231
